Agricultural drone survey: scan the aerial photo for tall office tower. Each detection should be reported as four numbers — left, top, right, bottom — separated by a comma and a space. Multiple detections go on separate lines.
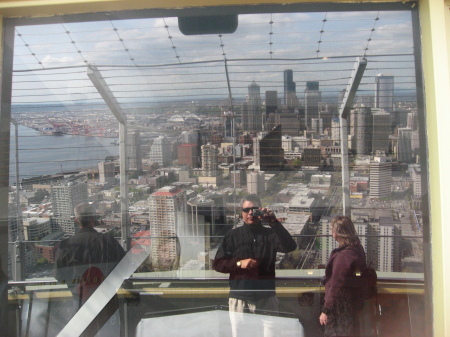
259, 125, 284, 171
247, 171, 266, 194
242, 81, 263, 133
311, 117, 323, 134
305, 81, 321, 130
127, 130, 142, 171
409, 164, 422, 198
372, 111, 391, 154
178, 143, 198, 168
283, 69, 297, 107
397, 127, 414, 163
150, 135, 172, 167
252, 132, 265, 167
375, 74, 395, 123
230, 169, 247, 188
369, 157, 392, 199
377, 218, 402, 272
351, 107, 372, 155
98, 160, 116, 185
265, 91, 278, 119
266, 111, 301, 136
149, 186, 186, 271
51, 181, 88, 235
302, 147, 322, 167
331, 117, 340, 145
222, 110, 234, 138
201, 143, 218, 177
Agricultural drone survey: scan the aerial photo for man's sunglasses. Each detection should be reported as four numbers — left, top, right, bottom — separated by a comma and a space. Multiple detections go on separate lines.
242, 207, 259, 213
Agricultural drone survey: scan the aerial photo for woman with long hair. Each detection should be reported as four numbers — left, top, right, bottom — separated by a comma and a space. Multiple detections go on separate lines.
319, 216, 367, 336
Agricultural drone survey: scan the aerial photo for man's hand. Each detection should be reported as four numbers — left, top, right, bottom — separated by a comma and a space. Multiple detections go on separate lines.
319, 312, 328, 325
261, 208, 279, 226
239, 258, 258, 269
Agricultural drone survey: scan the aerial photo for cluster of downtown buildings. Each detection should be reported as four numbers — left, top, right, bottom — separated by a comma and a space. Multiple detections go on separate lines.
8, 69, 423, 279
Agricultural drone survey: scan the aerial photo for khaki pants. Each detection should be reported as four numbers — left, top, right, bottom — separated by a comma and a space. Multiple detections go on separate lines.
229, 296, 279, 337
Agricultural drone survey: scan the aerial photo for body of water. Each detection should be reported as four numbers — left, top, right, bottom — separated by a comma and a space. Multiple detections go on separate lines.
10, 125, 119, 182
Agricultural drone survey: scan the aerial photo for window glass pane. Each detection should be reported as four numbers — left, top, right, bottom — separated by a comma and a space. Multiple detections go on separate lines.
4, 5, 427, 336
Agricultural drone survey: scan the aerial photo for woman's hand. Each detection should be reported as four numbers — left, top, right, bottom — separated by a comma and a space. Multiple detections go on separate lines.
319, 312, 328, 325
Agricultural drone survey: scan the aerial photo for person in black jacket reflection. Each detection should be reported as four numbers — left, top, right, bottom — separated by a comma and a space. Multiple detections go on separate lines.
54, 202, 125, 308
213, 194, 296, 337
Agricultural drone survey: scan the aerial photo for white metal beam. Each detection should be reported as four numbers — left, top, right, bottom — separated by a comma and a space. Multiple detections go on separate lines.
339, 57, 367, 217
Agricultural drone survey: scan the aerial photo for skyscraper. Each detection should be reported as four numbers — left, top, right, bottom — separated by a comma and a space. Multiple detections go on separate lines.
242, 81, 262, 133
201, 143, 219, 177
397, 127, 414, 163
375, 74, 394, 124
149, 135, 172, 167
247, 171, 266, 194
127, 130, 142, 171
372, 110, 391, 154
369, 156, 392, 199
98, 160, 115, 185
331, 117, 340, 145
283, 69, 297, 107
178, 143, 198, 168
51, 181, 88, 235
266, 111, 301, 136
305, 81, 321, 130
259, 125, 284, 171
149, 186, 186, 271
350, 107, 372, 155
265, 90, 278, 118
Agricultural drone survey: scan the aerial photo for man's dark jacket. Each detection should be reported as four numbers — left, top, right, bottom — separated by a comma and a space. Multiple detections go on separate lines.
54, 227, 125, 304
213, 222, 296, 301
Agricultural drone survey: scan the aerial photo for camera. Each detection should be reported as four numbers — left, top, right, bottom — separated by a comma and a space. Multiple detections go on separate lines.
253, 209, 265, 217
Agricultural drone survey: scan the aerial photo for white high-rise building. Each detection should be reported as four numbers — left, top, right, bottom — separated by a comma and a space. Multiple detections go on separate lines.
369, 157, 392, 199
201, 143, 218, 177
321, 215, 401, 273
149, 186, 186, 271
247, 171, 266, 195
51, 181, 88, 235
331, 117, 340, 145
150, 135, 172, 167
410, 164, 422, 198
282, 135, 293, 152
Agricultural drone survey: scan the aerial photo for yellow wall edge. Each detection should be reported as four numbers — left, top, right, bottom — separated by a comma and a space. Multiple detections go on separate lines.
419, 0, 450, 336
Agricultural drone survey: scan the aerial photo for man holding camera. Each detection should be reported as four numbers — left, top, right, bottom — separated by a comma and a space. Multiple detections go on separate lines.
213, 194, 296, 336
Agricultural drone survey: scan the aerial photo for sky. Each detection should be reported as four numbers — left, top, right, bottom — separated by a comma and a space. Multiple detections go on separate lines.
10, 9, 416, 107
